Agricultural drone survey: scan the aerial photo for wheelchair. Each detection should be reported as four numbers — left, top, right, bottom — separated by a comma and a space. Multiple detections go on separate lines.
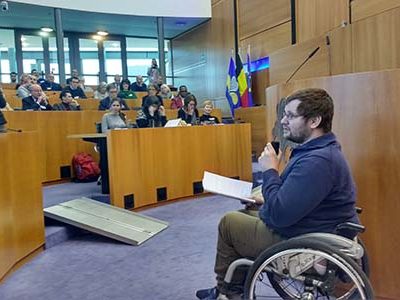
223, 217, 374, 299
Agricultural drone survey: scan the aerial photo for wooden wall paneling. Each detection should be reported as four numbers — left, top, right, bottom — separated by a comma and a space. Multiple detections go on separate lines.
352, 7, 400, 73
265, 69, 400, 299
269, 36, 330, 85
238, 0, 291, 40
172, 0, 234, 116
108, 124, 252, 209
239, 22, 292, 60
351, 0, 400, 22
0, 132, 44, 280
295, 0, 349, 43
328, 25, 353, 75
234, 106, 268, 156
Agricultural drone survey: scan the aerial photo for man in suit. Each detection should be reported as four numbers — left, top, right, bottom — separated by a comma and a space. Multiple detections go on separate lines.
40, 73, 62, 91
22, 84, 53, 111
99, 84, 130, 111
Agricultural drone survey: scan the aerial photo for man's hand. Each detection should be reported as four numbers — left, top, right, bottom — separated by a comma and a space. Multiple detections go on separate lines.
159, 105, 166, 116
258, 143, 281, 172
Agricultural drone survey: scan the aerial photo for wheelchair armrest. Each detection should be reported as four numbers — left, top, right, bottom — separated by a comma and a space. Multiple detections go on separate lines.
356, 207, 363, 214
336, 222, 365, 234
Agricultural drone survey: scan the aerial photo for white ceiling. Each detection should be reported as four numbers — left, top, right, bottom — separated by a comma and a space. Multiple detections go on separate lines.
0, 2, 210, 39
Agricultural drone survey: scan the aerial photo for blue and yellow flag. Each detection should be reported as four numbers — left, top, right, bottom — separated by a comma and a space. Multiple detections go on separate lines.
226, 57, 240, 116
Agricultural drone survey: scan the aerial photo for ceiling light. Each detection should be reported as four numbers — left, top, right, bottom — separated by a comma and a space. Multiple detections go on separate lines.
92, 35, 103, 41
41, 27, 53, 33
97, 31, 108, 36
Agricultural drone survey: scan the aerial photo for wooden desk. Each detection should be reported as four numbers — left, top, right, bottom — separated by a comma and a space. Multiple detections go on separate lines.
3, 110, 223, 183
107, 124, 252, 208
0, 131, 45, 280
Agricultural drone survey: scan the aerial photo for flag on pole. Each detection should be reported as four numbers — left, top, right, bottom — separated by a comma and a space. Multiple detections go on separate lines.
246, 45, 254, 107
225, 56, 240, 115
236, 52, 250, 107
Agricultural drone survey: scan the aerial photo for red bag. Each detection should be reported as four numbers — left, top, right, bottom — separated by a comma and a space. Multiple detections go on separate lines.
72, 153, 101, 182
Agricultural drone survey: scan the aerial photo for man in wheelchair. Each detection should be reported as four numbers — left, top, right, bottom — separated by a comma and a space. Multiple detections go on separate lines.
196, 88, 372, 300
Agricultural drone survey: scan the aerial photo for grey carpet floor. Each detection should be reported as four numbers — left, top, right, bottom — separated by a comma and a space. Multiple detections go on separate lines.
0, 190, 247, 300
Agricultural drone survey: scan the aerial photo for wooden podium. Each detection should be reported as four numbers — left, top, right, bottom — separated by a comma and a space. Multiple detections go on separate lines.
0, 131, 45, 281
265, 69, 400, 299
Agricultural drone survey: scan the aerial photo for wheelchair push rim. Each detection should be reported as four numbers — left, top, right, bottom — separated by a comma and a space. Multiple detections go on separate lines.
243, 239, 374, 300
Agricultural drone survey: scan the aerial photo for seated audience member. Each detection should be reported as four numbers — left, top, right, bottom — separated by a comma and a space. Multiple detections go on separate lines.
177, 94, 199, 125
22, 84, 53, 111
118, 79, 137, 99
131, 75, 147, 92
63, 77, 87, 99
171, 85, 188, 109
16, 74, 32, 98
52, 91, 81, 111
199, 100, 220, 124
159, 84, 172, 101
10, 72, 17, 84
136, 96, 167, 128
66, 69, 79, 85
196, 88, 360, 300
101, 99, 128, 133
111, 74, 122, 92
94, 82, 108, 100
99, 84, 130, 111
0, 87, 8, 132
141, 84, 163, 107
41, 73, 62, 91
31, 69, 45, 84
80, 77, 94, 93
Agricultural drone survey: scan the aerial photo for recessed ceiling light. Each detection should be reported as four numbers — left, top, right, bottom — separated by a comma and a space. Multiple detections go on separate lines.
97, 31, 108, 36
41, 27, 53, 33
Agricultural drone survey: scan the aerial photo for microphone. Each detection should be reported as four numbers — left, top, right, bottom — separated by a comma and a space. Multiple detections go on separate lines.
285, 46, 321, 84
7, 128, 22, 133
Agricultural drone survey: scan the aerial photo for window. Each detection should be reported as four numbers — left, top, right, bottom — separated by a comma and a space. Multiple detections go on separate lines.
0, 29, 17, 83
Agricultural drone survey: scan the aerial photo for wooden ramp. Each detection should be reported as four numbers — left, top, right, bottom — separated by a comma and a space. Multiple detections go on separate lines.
44, 197, 168, 246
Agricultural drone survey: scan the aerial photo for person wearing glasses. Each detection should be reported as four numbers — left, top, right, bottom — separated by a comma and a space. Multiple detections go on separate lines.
63, 77, 87, 99
196, 88, 360, 300
141, 84, 163, 107
177, 94, 199, 125
99, 84, 130, 111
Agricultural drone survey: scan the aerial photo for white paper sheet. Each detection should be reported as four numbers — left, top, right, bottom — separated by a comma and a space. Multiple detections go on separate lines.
164, 118, 182, 128
202, 171, 256, 203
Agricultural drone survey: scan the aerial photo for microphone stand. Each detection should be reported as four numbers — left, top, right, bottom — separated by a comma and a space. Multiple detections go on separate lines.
285, 46, 321, 84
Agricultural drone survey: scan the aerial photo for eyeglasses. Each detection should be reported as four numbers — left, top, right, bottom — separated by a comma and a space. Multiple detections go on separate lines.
282, 112, 302, 121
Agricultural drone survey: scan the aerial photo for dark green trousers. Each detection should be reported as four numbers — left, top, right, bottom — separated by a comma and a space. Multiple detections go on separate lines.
214, 210, 283, 296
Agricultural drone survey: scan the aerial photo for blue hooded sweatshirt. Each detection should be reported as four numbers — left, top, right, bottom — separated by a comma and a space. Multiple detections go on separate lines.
259, 132, 359, 238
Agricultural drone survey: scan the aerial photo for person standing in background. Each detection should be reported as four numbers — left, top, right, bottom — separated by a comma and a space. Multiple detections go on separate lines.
147, 58, 161, 85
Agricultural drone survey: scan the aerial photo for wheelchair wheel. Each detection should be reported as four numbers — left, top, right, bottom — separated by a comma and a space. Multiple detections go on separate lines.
243, 239, 374, 300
